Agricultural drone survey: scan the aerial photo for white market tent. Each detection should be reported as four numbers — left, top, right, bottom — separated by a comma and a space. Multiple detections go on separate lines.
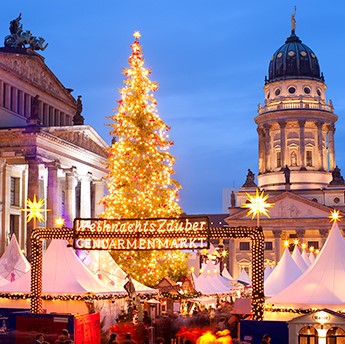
0, 234, 30, 281
222, 267, 235, 281
291, 245, 308, 272
268, 222, 345, 309
309, 251, 316, 263
301, 248, 311, 266
0, 239, 126, 295
192, 261, 238, 294
264, 265, 273, 281
236, 269, 251, 286
264, 247, 302, 297
79, 250, 156, 294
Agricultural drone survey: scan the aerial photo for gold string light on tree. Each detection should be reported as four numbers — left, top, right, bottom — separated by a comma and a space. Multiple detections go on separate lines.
101, 31, 187, 286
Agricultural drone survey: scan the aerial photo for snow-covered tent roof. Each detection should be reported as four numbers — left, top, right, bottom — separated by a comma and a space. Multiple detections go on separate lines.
268, 222, 345, 308
0, 234, 30, 281
291, 245, 308, 272
237, 269, 251, 286
79, 250, 156, 294
264, 248, 303, 297
0, 240, 126, 295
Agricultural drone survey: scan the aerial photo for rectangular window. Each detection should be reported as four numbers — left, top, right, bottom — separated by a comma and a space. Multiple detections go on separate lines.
239, 242, 250, 251
276, 151, 281, 168
306, 151, 313, 167
61, 190, 65, 218
308, 241, 319, 250
264, 242, 273, 250
10, 177, 20, 206
9, 214, 19, 238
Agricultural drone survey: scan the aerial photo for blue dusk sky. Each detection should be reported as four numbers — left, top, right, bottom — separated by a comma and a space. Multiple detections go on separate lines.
2, 1, 345, 214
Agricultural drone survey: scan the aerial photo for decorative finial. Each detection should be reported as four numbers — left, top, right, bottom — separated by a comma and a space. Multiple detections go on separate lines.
133, 31, 141, 40
291, 6, 297, 33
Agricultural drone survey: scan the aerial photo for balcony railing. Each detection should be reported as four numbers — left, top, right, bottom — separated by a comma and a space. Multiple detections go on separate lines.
258, 100, 334, 115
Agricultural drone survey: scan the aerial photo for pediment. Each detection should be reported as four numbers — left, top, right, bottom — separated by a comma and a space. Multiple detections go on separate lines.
43, 126, 108, 158
288, 309, 345, 324
227, 192, 333, 221
0, 50, 74, 103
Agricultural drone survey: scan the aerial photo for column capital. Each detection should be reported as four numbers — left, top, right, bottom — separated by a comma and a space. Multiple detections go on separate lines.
316, 120, 324, 129
278, 120, 286, 128
319, 228, 329, 239
298, 119, 306, 127
296, 229, 305, 239
79, 172, 93, 182
63, 166, 77, 176
272, 229, 282, 239
45, 160, 60, 170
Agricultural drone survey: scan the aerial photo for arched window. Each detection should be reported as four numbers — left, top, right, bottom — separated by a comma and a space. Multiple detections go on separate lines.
298, 325, 318, 344
306, 151, 313, 167
326, 327, 345, 343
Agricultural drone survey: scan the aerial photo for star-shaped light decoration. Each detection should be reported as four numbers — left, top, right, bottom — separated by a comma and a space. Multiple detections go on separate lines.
21, 194, 49, 227
133, 31, 141, 40
54, 217, 65, 228
241, 189, 274, 226
328, 209, 343, 223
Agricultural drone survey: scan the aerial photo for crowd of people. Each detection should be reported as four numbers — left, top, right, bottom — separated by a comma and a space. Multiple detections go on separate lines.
32, 329, 73, 344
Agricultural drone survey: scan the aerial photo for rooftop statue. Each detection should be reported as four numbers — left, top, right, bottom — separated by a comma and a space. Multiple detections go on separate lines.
4, 13, 48, 51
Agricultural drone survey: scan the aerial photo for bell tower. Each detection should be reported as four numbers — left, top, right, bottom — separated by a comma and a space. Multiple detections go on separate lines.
255, 15, 338, 192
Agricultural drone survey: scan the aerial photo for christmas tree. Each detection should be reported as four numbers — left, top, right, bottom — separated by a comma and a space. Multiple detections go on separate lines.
102, 31, 188, 286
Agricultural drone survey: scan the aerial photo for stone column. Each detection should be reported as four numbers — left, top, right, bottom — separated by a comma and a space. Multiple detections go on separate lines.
0, 80, 3, 106
279, 121, 286, 168
296, 229, 305, 243
319, 229, 329, 247
11, 87, 17, 113
64, 168, 76, 227
227, 238, 236, 277
26, 158, 40, 260
328, 123, 336, 171
46, 161, 59, 228
263, 124, 271, 171
19, 90, 25, 116
298, 120, 306, 170
257, 126, 265, 174
4, 84, 10, 110
272, 229, 282, 263
93, 179, 105, 217
317, 121, 324, 170
80, 173, 92, 218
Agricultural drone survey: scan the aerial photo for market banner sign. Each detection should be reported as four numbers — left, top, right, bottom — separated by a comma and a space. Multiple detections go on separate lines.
73, 216, 210, 251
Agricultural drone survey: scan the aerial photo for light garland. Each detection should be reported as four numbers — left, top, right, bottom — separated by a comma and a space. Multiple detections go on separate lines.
210, 226, 265, 320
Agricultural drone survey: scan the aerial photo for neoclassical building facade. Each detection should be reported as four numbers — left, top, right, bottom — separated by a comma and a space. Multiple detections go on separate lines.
0, 19, 108, 258
225, 21, 345, 278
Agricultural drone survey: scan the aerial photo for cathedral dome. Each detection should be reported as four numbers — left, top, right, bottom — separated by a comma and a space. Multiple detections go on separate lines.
267, 30, 323, 83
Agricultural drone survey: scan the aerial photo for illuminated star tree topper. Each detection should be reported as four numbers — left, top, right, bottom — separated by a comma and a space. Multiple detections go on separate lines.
241, 189, 274, 226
